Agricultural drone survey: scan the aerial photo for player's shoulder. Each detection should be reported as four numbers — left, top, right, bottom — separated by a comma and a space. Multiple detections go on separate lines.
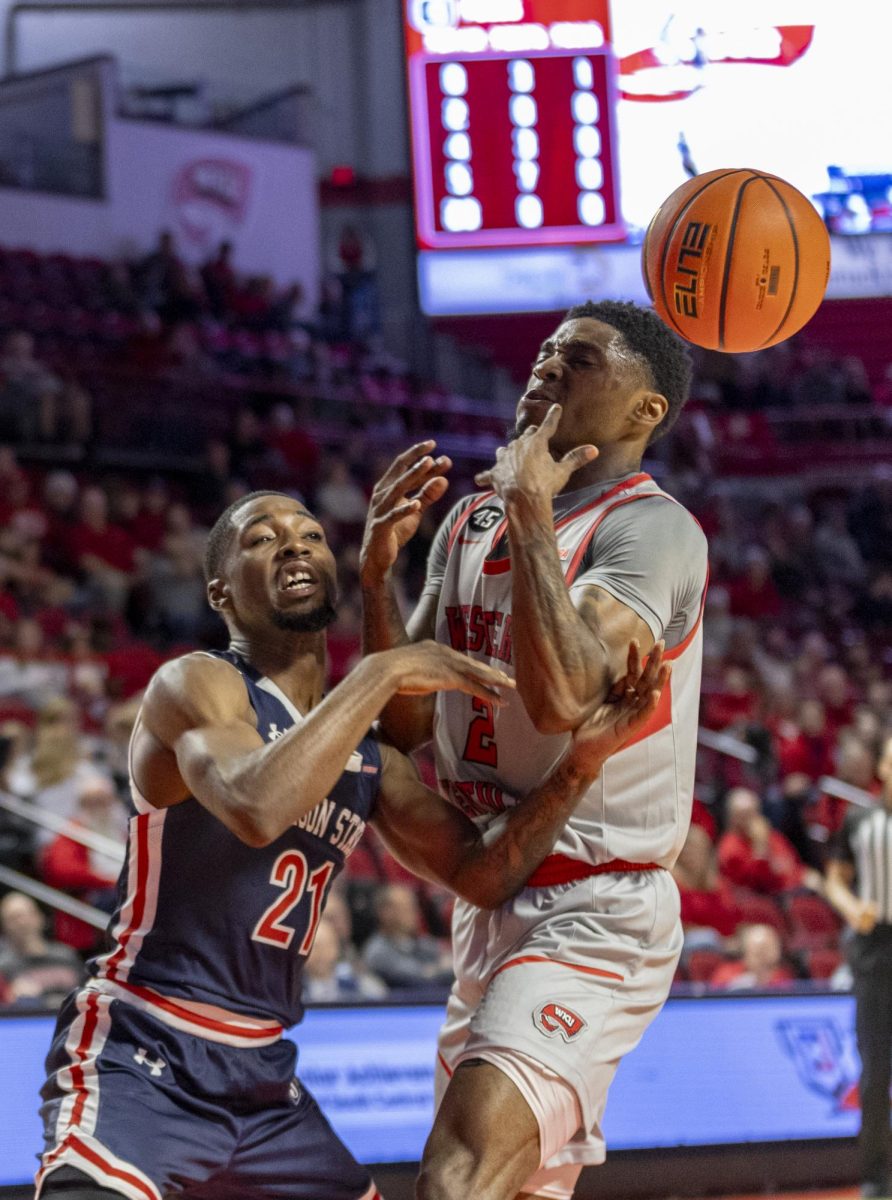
144, 650, 250, 715
600, 482, 707, 550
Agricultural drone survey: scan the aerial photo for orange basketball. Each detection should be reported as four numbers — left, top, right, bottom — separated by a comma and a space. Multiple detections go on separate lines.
642, 168, 831, 353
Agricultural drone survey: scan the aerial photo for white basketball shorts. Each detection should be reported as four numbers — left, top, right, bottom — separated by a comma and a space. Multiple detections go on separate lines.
434, 866, 682, 1191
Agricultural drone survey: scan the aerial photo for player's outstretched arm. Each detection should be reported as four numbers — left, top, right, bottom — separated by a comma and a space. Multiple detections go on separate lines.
372, 643, 668, 909
135, 645, 513, 847
475, 404, 654, 734
360, 441, 452, 752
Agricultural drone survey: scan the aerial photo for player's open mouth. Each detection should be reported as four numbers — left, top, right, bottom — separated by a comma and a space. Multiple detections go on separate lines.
277, 567, 318, 597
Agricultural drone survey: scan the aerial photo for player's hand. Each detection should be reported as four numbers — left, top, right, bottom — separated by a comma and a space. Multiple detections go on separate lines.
380, 641, 515, 705
360, 442, 452, 586
849, 898, 879, 935
474, 404, 597, 502
565, 640, 669, 776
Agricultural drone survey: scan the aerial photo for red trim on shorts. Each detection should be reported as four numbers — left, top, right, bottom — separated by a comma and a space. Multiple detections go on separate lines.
38, 1134, 161, 1200
525, 855, 663, 887
111, 978, 283, 1040
437, 1051, 454, 1079
68, 1134, 159, 1200
69, 991, 100, 1126
492, 954, 624, 983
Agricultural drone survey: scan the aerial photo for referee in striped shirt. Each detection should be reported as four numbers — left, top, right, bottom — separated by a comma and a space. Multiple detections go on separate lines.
827, 735, 892, 1200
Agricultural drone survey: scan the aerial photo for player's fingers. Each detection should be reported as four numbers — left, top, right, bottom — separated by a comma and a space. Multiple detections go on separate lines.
474, 469, 493, 487
559, 445, 599, 472
417, 475, 450, 508
375, 441, 437, 488
639, 641, 666, 690
374, 499, 421, 526
625, 638, 641, 681
541, 403, 562, 435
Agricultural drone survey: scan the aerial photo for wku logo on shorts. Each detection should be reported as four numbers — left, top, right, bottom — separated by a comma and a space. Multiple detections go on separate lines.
532, 1002, 587, 1042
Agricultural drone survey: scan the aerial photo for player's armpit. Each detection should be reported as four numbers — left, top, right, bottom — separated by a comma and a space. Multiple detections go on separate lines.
573, 585, 656, 714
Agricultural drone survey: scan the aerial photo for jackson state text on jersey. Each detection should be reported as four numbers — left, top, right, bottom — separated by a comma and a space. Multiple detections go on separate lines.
90, 650, 381, 1029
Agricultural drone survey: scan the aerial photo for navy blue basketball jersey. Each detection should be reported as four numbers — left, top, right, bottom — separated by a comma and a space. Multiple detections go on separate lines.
89, 650, 382, 1033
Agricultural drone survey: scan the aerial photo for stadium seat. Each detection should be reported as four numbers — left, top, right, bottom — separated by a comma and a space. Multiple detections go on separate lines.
786, 893, 843, 950
731, 889, 787, 934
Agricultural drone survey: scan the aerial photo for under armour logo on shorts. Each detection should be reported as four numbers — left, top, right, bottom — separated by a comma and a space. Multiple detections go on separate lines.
133, 1047, 167, 1076
532, 1002, 587, 1042
289, 1079, 301, 1105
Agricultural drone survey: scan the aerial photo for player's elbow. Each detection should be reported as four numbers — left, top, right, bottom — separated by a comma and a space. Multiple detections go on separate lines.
448, 871, 512, 911
525, 695, 587, 736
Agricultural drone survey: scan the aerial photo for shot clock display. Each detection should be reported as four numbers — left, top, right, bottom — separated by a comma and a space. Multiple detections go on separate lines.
407, 2, 892, 315
404, 1, 623, 249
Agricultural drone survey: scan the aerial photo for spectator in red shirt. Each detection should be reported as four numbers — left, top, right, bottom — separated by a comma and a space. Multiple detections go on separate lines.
703, 665, 759, 731
718, 787, 821, 895
673, 823, 742, 937
816, 663, 857, 738
727, 546, 784, 621
67, 486, 138, 611
710, 923, 796, 990
776, 699, 836, 781
39, 774, 126, 951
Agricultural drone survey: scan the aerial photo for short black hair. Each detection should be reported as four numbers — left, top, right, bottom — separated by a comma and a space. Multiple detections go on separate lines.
562, 299, 692, 442
204, 490, 297, 581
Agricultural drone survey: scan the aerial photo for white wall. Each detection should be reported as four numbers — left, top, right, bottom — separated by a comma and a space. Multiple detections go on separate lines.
0, 110, 320, 294
7, 0, 411, 176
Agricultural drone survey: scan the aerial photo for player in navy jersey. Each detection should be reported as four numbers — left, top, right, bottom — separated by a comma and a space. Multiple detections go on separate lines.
36, 489, 669, 1200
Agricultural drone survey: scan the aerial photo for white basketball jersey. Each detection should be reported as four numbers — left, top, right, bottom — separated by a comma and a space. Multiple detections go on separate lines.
431, 472, 707, 869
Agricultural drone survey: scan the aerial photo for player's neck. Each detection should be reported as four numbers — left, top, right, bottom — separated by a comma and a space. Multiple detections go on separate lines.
557, 443, 644, 493
230, 630, 326, 714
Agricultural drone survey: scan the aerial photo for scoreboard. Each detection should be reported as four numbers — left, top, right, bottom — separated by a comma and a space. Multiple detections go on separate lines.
404, 0, 623, 249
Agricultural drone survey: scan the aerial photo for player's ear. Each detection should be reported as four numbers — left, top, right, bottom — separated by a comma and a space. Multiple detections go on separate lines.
634, 390, 668, 434
207, 577, 231, 612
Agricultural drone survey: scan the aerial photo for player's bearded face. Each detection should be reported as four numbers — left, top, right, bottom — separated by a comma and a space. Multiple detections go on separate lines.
270, 592, 337, 633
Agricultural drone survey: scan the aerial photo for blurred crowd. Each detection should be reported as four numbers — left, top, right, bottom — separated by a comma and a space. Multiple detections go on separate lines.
0, 231, 890, 1011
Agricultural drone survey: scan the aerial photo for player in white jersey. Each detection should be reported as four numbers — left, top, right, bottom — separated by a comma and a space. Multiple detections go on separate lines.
360, 300, 708, 1200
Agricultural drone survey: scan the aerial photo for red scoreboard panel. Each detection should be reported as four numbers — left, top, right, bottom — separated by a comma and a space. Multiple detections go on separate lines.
404, 1, 624, 250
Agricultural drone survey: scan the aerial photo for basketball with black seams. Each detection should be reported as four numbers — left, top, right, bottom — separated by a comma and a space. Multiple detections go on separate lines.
642, 168, 831, 353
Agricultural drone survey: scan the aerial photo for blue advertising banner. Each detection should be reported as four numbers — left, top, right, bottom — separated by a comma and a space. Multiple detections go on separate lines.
0, 991, 861, 1187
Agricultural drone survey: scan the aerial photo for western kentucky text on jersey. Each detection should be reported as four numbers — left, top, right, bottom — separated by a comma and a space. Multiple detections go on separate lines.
445, 605, 512, 663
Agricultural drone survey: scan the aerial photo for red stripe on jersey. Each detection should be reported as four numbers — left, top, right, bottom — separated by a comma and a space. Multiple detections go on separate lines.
112, 978, 283, 1039
525, 855, 663, 886
662, 564, 710, 662
563, 492, 664, 586
437, 1051, 454, 1078
447, 492, 496, 555
492, 953, 624, 983
554, 473, 653, 532
481, 557, 511, 576
104, 813, 150, 982
69, 992, 100, 1127
620, 671, 673, 751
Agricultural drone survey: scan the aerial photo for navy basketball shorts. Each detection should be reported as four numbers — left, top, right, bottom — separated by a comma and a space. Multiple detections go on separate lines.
37, 988, 381, 1200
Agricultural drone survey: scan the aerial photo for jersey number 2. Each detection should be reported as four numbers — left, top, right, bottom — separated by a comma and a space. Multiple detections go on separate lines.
462, 698, 498, 767
252, 851, 333, 953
